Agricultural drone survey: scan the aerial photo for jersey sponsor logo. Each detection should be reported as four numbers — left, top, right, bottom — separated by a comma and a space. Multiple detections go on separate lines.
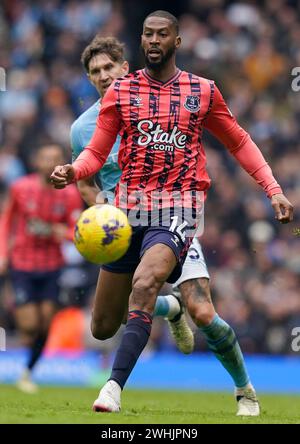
131, 96, 143, 107
27, 218, 52, 236
137, 119, 187, 153
184, 95, 200, 112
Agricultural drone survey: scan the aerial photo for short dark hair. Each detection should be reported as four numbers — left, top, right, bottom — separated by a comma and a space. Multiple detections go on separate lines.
33, 142, 66, 159
81, 36, 125, 73
143, 10, 179, 34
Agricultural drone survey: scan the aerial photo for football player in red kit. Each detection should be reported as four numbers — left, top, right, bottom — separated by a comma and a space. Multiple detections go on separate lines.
51, 11, 293, 415
0, 143, 82, 392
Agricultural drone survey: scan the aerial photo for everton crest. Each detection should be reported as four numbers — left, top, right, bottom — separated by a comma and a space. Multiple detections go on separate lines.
184, 95, 200, 112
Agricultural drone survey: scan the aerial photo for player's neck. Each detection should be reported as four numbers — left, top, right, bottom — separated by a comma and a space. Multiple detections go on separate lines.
145, 63, 178, 84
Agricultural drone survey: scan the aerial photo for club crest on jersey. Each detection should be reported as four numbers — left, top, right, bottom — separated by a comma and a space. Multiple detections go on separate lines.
131, 96, 143, 107
184, 95, 200, 113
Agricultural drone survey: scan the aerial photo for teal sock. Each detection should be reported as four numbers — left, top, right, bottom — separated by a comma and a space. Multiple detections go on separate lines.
200, 314, 250, 388
153, 295, 180, 319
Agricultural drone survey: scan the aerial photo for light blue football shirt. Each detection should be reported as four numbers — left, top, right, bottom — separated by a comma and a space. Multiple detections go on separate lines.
71, 99, 121, 192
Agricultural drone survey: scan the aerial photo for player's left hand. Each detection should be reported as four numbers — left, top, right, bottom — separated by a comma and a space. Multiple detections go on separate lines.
271, 193, 293, 224
50, 164, 75, 189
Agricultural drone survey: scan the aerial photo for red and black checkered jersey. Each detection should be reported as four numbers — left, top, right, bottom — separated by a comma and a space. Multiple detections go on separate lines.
0, 174, 83, 271
73, 69, 282, 209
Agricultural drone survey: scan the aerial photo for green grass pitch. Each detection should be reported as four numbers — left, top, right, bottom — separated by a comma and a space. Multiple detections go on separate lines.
1, 385, 300, 424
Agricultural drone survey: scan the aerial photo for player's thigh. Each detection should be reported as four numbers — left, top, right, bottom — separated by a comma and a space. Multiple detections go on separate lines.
40, 300, 58, 332
173, 237, 212, 314
173, 237, 209, 289
10, 270, 40, 332
92, 268, 134, 326
37, 269, 61, 305
134, 243, 177, 284
15, 303, 40, 333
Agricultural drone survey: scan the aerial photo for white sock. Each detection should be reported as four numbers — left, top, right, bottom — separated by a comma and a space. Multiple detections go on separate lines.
164, 294, 181, 320
236, 382, 254, 394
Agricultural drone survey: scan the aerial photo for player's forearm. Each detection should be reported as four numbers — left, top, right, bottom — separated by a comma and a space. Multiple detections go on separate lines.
73, 128, 117, 181
231, 135, 282, 198
73, 150, 103, 181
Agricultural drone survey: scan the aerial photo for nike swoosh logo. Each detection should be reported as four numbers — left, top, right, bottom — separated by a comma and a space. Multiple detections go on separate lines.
141, 314, 151, 323
128, 312, 140, 321
128, 312, 152, 323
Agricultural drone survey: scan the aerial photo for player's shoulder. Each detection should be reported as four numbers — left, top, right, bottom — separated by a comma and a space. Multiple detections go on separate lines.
113, 70, 143, 86
71, 100, 100, 134
181, 70, 215, 88
11, 173, 38, 190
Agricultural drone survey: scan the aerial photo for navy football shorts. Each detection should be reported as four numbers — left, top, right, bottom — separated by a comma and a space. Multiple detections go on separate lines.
10, 269, 61, 306
102, 208, 197, 284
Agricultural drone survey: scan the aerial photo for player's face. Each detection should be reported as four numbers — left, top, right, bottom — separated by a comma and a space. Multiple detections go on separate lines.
88, 53, 129, 97
35, 146, 65, 181
141, 17, 181, 70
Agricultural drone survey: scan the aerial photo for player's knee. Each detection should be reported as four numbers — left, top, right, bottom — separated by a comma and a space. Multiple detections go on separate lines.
131, 272, 159, 311
190, 303, 215, 327
187, 278, 215, 327
131, 277, 157, 300
197, 277, 210, 294
91, 317, 118, 340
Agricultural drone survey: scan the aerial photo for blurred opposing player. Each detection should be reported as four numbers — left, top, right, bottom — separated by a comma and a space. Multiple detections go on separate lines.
71, 35, 193, 353
0, 144, 82, 393
51, 11, 293, 416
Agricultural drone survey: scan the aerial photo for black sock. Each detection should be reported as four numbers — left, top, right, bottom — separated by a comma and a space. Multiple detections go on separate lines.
109, 310, 152, 389
27, 333, 48, 371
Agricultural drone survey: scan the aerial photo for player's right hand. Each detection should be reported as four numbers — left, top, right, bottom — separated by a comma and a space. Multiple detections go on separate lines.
50, 164, 75, 189
271, 193, 294, 224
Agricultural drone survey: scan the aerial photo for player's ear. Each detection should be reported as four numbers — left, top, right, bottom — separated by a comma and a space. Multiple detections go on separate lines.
87, 72, 96, 87
121, 61, 129, 76
175, 36, 181, 49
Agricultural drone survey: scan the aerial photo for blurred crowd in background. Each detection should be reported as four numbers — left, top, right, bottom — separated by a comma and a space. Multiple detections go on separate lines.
0, 0, 299, 355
